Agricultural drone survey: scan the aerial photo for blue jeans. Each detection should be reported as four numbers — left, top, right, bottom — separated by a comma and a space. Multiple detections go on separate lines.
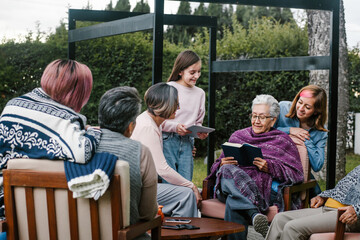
0, 232, 6, 240
162, 132, 194, 181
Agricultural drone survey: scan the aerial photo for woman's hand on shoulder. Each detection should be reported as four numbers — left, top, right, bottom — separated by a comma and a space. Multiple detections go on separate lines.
176, 124, 191, 136
338, 206, 358, 225
253, 157, 269, 173
220, 157, 238, 167
289, 127, 310, 141
86, 125, 100, 130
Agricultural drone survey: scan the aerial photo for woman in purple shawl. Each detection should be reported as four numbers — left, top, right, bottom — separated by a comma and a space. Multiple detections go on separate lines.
206, 95, 303, 239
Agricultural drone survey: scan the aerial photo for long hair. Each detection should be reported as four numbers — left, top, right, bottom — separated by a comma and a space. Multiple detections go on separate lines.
41, 59, 93, 112
167, 50, 201, 82
286, 85, 328, 131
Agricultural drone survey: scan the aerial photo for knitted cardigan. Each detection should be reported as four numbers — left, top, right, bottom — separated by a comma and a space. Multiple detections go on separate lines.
0, 88, 101, 218
0, 88, 101, 166
97, 129, 142, 225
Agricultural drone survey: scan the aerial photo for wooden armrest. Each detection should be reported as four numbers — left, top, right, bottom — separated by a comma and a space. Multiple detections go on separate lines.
283, 179, 317, 211
335, 209, 346, 240
202, 179, 210, 200
285, 179, 317, 194
0, 220, 7, 232
119, 215, 161, 240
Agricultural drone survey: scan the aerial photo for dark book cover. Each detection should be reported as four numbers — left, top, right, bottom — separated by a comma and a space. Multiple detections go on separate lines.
221, 142, 263, 166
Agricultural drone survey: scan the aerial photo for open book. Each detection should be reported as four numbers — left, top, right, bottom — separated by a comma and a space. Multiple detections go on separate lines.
186, 125, 215, 138
221, 142, 263, 166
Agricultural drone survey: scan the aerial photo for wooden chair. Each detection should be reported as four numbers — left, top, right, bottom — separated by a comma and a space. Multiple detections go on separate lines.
0, 159, 161, 240
309, 209, 360, 240
200, 177, 316, 222
201, 136, 316, 222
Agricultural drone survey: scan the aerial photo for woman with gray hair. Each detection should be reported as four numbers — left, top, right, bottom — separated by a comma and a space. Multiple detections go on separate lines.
131, 82, 199, 217
205, 94, 303, 240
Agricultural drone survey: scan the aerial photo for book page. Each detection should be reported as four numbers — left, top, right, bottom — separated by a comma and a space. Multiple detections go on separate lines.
222, 142, 243, 148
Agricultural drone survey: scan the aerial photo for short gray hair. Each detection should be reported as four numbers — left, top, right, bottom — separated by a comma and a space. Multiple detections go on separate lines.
252, 94, 280, 118
98, 86, 141, 134
145, 82, 178, 119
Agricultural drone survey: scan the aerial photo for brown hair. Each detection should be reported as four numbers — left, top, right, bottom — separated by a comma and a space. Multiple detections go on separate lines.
286, 85, 328, 132
167, 50, 201, 82
145, 83, 178, 119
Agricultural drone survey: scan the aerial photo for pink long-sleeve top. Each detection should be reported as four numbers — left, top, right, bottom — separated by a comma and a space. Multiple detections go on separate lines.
131, 111, 194, 188
161, 81, 206, 133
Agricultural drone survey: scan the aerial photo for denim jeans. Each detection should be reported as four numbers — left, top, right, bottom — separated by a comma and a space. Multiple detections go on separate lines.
162, 132, 194, 181
0, 232, 6, 240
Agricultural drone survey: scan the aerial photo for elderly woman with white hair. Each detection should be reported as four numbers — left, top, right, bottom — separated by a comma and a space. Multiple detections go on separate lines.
205, 95, 303, 240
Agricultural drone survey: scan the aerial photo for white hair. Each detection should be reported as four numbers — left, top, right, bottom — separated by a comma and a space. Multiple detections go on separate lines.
252, 94, 280, 118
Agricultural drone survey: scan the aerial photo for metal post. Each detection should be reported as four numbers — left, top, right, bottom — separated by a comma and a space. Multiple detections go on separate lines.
207, 25, 217, 175
327, 0, 340, 190
68, 10, 76, 60
152, 0, 164, 84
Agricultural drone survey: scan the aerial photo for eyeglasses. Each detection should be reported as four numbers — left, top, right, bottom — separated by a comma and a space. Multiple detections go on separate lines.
249, 114, 273, 122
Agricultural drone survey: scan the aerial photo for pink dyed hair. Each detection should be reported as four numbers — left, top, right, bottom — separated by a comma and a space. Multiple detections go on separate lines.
40, 59, 93, 112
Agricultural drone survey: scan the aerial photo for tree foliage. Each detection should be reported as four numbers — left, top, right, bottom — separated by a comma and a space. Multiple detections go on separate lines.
114, 0, 131, 11
132, 0, 150, 13
348, 48, 360, 112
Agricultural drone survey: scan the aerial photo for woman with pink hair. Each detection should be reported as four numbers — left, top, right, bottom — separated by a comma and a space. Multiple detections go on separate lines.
0, 59, 101, 219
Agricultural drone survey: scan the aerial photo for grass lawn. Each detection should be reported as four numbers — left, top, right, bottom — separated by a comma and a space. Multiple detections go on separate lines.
193, 152, 360, 189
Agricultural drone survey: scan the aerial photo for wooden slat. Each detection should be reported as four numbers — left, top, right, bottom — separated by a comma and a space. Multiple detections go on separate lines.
25, 187, 37, 240
202, 179, 209, 200
335, 209, 346, 240
67, 191, 79, 240
110, 176, 122, 240
3, 171, 18, 240
46, 188, 57, 240
90, 199, 100, 239
283, 187, 291, 211
7, 170, 68, 189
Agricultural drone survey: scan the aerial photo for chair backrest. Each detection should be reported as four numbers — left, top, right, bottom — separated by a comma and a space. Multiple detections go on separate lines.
5, 158, 131, 240
289, 134, 311, 181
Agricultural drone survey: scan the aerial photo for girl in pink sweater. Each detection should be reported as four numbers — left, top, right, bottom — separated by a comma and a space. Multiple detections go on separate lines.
162, 50, 208, 181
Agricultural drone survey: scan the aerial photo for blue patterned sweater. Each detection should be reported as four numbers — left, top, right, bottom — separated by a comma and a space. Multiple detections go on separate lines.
0, 88, 101, 218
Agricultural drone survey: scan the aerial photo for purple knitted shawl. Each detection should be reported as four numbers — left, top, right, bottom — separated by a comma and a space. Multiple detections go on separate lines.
206, 127, 303, 212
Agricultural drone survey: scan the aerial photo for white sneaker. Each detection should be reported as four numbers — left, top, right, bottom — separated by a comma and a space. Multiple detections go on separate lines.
252, 213, 269, 238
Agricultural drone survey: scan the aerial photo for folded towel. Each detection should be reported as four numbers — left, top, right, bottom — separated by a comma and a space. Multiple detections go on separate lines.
64, 152, 118, 200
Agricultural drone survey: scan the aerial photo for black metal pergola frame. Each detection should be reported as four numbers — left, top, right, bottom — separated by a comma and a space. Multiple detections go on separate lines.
68, 0, 340, 189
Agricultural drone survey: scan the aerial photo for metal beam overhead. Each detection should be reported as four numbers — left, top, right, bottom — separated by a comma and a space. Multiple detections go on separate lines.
68, 13, 155, 43
169, 0, 334, 11
212, 56, 331, 72
164, 14, 217, 27
68, 9, 144, 22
